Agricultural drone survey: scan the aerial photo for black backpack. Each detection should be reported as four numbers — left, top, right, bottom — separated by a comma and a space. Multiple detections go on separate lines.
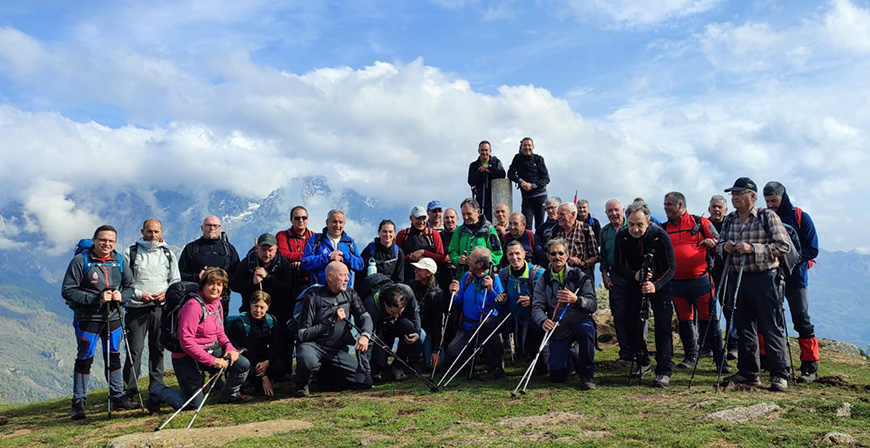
160, 281, 210, 353
760, 210, 802, 277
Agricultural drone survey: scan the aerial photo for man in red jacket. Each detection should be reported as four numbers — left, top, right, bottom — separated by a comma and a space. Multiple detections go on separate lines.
277, 205, 314, 300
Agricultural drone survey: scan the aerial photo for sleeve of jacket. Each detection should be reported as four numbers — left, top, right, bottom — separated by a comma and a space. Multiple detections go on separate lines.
468, 161, 481, 189
535, 154, 550, 188
652, 233, 676, 292
756, 210, 791, 266
229, 258, 253, 304
269, 317, 283, 364
599, 225, 610, 273
356, 244, 373, 290
61, 255, 99, 306
507, 153, 521, 183
422, 231, 447, 264
427, 289, 445, 353
488, 227, 504, 266
122, 246, 141, 300
120, 258, 135, 303
178, 244, 199, 282
490, 156, 506, 179
406, 293, 422, 334
301, 236, 329, 274
797, 210, 819, 261
349, 290, 373, 337
393, 247, 406, 284
296, 289, 332, 343
262, 260, 292, 299
448, 229, 461, 266
612, 233, 636, 281
576, 274, 597, 315
226, 317, 257, 366
168, 251, 182, 287
531, 276, 548, 327
226, 244, 241, 280
343, 239, 364, 273
701, 217, 719, 240
178, 299, 216, 366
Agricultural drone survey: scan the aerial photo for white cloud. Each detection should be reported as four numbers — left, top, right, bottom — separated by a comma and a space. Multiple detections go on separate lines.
826, 0, 870, 52
560, 0, 721, 27
21, 180, 101, 251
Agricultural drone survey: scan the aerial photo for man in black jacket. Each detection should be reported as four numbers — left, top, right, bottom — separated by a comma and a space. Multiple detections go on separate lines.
612, 203, 676, 388
508, 137, 550, 231
294, 262, 373, 397
178, 215, 240, 319
468, 140, 506, 222
230, 233, 293, 324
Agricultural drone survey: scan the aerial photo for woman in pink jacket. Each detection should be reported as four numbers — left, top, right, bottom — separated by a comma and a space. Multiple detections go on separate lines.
151, 267, 251, 410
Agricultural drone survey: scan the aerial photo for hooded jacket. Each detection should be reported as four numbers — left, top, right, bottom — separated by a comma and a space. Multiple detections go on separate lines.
123, 239, 181, 308
771, 190, 819, 288
62, 249, 134, 322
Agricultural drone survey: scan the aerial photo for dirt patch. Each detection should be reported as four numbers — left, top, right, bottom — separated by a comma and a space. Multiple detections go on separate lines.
396, 408, 424, 416
497, 411, 584, 429
596, 360, 624, 370
717, 382, 758, 392
104, 419, 312, 447
816, 376, 870, 392
0, 429, 31, 440
316, 398, 344, 409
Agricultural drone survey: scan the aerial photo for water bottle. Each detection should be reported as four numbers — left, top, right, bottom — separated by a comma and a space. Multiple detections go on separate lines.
367, 257, 377, 276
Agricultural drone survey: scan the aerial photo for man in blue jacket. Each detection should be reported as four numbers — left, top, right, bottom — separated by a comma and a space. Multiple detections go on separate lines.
764, 181, 820, 383
302, 209, 364, 286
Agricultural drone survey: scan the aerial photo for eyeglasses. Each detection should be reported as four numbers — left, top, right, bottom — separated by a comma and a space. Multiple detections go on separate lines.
549, 251, 566, 256
203, 224, 221, 228
292, 216, 308, 221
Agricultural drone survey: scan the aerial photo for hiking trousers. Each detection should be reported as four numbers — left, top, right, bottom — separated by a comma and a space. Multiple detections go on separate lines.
122, 305, 165, 396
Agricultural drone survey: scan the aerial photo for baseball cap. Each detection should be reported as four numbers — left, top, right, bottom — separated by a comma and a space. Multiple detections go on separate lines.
411, 206, 427, 218
411, 257, 438, 275
724, 177, 757, 193
427, 200, 442, 211
257, 233, 277, 246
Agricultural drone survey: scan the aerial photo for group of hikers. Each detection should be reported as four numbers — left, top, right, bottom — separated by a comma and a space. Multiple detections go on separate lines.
60, 137, 820, 421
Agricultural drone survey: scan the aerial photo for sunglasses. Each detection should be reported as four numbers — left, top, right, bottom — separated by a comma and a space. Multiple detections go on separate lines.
293, 216, 309, 221
549, 251, 566, 256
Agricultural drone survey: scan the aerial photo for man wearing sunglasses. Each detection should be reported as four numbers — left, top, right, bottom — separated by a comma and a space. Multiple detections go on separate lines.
531, 238, 598, 390
277, 206, 315, 301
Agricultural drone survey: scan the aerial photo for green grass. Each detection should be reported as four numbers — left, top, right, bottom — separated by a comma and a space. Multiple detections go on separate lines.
1, 339, 868, 447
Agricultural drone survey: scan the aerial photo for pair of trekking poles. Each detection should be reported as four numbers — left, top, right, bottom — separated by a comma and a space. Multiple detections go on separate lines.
103, 298, 144, 419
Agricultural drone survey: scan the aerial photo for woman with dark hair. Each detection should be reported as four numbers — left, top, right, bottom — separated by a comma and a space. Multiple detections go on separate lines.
226, 290, 287, 397
150, 267, 251, 409
356, 219, 405, 297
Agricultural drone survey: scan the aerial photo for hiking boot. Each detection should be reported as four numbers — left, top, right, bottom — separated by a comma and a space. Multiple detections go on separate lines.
797, 371, 817, 383
390, 366, 408, 381
629, 364, 651, 379
698, 349, 713, 359
726, 372, 761, 386
759, 357, 768, 372
579, 377, 596, 391
294, 386, 310, 398
726, 349, 738, 361
112, 395, 136, 411
146, 395, 162, 414
219, 394, 253, 404
71, 398, 86, 421
653, 374, 670, 388
675, 358, 696, 369
476, 367, 505, 381
770, 376, 788, 392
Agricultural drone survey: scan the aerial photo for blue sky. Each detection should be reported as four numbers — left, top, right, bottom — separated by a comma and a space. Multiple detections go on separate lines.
1, 0, 869, 252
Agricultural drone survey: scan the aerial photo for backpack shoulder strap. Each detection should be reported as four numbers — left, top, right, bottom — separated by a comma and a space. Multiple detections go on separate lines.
128, 244, 139, 273
795, 207, 803, 229
313, 233, 324, 253
161, 246, 172, 264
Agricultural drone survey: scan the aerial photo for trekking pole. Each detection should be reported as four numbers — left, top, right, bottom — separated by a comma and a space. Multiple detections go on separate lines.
187, 364, 226, 429
113, 301, 145, 410
431, 291, 457, 380
442, 311, 513, 388
437, 307, 496, 387
689, 254, 732, 389
345, 319, 439, 392
467, 281, 492, 380
156, 368, 223, 431
511, 302, 570, 398
628, 254, 654, 386
780, 293, 796, 385
104, 300, 112, 419
717, 256, 745, 390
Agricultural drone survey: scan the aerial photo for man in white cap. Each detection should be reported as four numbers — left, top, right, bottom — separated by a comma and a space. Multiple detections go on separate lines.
397, 206, 446, 283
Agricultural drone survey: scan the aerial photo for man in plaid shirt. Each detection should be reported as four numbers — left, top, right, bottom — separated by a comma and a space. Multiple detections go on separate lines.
716, 177, 792, 392
551, 202, 600, 285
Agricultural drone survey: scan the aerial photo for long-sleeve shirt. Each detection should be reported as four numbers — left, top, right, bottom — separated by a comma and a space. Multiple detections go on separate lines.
174, 293, 235, 366
550, 221, 600, 264
716, 207, 791, 273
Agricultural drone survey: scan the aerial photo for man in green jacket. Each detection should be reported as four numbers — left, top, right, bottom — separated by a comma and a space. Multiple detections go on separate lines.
448, 198, 503, 279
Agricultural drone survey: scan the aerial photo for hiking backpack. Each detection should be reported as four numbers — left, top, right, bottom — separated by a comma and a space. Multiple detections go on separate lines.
128, 243, 173, 273
760, 210, 803, 277
74, 239, 124, 276
160, 281, 220, 353
225, 312, 275, 335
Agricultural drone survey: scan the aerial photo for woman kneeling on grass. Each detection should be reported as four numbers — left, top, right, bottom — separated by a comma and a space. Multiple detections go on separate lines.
226, 290, 288, 397
151, 267, 251, 409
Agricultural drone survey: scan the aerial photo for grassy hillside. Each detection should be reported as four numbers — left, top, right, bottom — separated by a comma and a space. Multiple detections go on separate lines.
0, 336, 867, 447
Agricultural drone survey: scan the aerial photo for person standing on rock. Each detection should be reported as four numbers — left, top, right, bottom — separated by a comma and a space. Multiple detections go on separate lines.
468, 140, 506, 222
